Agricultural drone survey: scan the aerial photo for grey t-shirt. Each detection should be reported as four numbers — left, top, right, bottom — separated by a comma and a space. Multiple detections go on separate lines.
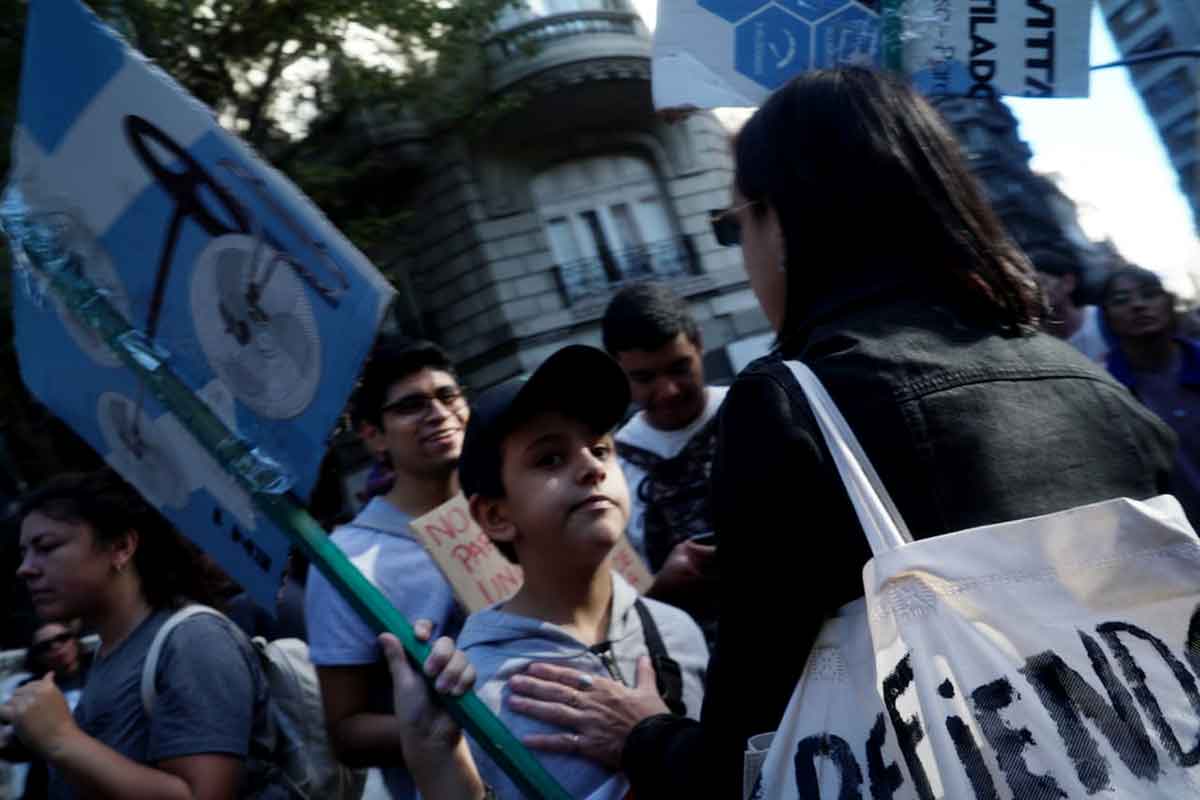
47, 608, 276, 800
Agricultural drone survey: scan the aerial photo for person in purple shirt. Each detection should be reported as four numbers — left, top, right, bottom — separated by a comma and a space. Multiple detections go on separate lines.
1102, 265, 1200, 525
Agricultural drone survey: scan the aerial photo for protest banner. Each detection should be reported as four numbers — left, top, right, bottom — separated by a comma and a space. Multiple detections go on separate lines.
1, 2, 569, 797
412, 494, 655, 612
652, 0, 1093, 109
6, 0, 395, 607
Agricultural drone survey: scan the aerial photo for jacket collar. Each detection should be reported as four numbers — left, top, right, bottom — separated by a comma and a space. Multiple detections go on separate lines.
778, 265, 924, 354
1106, 338, 1200, 391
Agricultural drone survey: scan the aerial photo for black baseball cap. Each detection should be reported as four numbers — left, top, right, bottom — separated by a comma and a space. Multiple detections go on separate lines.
458, 345, 631, 499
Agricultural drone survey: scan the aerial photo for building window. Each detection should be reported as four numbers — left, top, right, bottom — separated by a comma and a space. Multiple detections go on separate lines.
1144, 67, 1195, 115
532, 154, 695, 305
1165, 115, 1199, 159
1181, 162, 1199, 201
1107, 0, 1159, 40
1129, 28, 1174, 81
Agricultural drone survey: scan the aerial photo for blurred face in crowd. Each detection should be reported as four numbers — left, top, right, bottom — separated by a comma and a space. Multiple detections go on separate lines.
1035, 270, 1077, 315
615, 333, 706, 431
1104, 275, 1173, 340
376, 368, 469, 479
731, 187, 786, 333
31, 622, 81, 677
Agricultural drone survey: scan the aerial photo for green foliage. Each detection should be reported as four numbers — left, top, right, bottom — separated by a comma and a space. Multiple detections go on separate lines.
0, 0, 523, 480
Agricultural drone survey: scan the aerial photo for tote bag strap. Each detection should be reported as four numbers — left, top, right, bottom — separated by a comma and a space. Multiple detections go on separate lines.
782, 360, 912, 556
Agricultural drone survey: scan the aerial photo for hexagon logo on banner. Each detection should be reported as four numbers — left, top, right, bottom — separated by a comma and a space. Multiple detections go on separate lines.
734, 6, 812, 90
814, 3, 881, 67
699, 0, 772, 24
780, 0, 855, 22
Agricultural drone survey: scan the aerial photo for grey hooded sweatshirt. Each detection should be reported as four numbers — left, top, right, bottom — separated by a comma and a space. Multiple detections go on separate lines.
458, 572, 708, 799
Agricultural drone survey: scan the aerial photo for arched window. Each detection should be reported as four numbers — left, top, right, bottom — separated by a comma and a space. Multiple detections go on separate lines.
532, 155, 691, 304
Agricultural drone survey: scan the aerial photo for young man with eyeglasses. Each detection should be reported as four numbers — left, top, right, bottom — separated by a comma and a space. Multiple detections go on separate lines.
304, 336, 470, 799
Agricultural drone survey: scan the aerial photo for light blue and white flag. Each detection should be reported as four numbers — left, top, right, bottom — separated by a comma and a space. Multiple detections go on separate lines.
7, 0, 396, 607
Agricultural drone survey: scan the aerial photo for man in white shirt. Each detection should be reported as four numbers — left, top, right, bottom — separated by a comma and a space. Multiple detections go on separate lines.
1031, 244, 1109, 363
603, 283, 724, 643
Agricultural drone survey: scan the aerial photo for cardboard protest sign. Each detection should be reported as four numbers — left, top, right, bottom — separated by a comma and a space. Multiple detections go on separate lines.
412, 494, 656, 612
410, 493, 525, 613
652, 0, 1092, 108
610, 536, 656, 594
6, 0, 395, 607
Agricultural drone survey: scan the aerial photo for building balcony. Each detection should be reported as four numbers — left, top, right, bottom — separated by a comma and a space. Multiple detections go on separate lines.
555, 236, 700, 307
484, 0, 651, 91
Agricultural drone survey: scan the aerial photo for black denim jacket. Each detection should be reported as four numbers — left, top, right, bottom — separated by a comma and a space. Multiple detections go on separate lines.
623, 279, 1177, 798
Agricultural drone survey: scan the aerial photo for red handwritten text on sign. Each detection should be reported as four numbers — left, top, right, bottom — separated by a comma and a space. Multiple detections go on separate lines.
411, 493, 653, 611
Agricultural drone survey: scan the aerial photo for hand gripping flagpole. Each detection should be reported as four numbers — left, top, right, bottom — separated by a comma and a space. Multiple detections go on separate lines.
1, 192, 572, 800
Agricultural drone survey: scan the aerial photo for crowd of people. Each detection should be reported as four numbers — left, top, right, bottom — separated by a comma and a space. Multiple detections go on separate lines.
1, 66, 1198, 799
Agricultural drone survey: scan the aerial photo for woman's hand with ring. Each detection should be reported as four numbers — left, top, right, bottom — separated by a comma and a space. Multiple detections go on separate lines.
506, 657, 669, 769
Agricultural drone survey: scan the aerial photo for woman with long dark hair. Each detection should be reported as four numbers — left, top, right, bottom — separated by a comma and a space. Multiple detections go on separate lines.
0, 470, 281, 799
491, 67, 1179, 797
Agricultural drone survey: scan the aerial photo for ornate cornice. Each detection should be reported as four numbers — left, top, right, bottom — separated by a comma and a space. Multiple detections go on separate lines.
521, 55, 650, 95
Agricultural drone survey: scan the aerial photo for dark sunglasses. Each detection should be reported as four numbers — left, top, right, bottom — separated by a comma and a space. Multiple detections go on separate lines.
380, 386, 466, 420
709, 201, 757, 247
32, 632, 74, 653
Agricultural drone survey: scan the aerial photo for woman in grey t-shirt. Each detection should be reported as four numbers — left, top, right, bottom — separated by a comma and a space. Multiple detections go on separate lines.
0, 470, 276, 799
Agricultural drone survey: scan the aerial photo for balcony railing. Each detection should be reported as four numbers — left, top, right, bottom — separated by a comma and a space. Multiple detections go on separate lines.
484, 7, 647, 64
555, 236, 700, 306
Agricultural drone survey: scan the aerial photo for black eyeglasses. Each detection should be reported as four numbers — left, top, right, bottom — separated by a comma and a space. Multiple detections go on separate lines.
709, 201, 756, 247
32, 632, 74, 654
380, 386, 466, 420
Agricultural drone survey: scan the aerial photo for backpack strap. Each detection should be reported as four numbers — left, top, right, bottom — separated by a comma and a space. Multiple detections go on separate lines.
140, 605, 227, 715
633, 599, 687, 717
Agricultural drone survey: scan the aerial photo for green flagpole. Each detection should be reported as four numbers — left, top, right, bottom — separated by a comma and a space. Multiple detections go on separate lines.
1, 201, 571, 800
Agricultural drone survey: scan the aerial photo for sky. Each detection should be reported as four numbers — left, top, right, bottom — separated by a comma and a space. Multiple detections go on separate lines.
630, 0, 1200, 297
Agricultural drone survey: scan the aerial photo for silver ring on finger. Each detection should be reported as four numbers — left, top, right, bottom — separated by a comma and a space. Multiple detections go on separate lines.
570, 733, 581, 752
577, 673, 594, 691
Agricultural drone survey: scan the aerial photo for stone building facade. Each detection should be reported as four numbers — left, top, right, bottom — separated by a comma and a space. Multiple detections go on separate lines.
376, 0, 769, 392
935, 96, 1122, 297
1098, 0, 1200, 232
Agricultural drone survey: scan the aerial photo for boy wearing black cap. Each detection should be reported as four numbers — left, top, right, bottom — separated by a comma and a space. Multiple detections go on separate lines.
455, 345, 708, 799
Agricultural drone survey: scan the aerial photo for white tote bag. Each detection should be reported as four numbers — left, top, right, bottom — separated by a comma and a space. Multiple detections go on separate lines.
750, 360, 1200, 799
